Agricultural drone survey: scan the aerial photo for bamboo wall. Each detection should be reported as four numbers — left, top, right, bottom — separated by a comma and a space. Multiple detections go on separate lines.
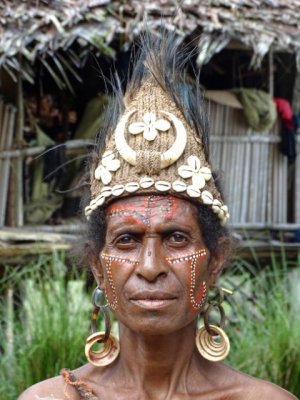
208, 101, 289, 226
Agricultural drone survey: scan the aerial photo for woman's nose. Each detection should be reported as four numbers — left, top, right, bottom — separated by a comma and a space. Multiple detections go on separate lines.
135, 237, 168, 282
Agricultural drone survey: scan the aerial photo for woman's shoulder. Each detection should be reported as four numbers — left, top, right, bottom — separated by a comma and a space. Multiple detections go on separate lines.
218, 364, 298, 399
17, 375, 72, 400
242, 377, 297, 399
17, 366, 96, 400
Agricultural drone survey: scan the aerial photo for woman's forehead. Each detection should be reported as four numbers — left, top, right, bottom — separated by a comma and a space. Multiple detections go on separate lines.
106, 195, 198, 224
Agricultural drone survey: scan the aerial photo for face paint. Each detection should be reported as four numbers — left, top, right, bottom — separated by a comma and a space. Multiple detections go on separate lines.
166, 249, 208, 311
102, 196, 210, 315
106, 195, 178, 228
100, 253, 139, 310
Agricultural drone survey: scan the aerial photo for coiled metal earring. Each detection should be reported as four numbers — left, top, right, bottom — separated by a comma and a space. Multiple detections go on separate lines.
85, 287, 120, 367
195, 286, 231, 362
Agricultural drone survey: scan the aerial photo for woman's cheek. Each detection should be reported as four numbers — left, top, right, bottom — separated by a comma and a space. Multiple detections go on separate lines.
166, 248, 209, 312
100, 252, 138, 310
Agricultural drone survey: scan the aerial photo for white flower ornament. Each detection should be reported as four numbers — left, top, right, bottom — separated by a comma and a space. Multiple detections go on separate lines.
128, 112, 171, 141
94, 151, 120, 185
178, 155, 212, 190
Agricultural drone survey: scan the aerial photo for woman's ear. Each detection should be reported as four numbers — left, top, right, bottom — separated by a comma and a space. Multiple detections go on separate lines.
208, 236, 231, 287
85, 240, 105, 290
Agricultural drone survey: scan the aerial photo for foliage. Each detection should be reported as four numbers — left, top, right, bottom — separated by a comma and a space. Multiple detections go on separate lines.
224, 250, 300, 397
0, 253, 91, 399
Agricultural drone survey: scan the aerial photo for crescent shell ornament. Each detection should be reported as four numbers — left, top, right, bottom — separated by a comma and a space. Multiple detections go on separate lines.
115, 110, 187, 169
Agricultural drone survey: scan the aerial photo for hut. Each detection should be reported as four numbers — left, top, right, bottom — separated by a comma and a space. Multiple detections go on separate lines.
0, 0, 300, 258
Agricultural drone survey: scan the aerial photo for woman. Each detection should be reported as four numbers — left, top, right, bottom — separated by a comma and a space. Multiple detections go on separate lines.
19, 35, 296, 400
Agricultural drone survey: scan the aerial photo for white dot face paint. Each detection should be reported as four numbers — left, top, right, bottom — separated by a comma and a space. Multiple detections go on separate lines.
100, 195, 211, 335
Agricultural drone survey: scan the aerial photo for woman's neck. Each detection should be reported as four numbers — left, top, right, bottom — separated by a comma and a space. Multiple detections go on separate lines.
112, 321, 204, 399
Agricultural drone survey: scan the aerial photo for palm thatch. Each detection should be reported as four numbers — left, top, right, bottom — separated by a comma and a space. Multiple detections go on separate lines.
1, 0, 300, 85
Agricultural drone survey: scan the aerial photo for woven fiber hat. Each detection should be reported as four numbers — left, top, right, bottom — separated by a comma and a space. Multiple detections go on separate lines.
85, 36, 229, 225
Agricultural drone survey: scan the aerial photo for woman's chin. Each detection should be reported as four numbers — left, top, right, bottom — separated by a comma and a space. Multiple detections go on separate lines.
118, 313, 194, 337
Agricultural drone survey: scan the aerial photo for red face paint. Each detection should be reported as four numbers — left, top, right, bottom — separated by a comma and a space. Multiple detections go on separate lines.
166, 249, 208, 311
100, 253, 139, 310
106, 195, 179, 228
102, 195, 210, 313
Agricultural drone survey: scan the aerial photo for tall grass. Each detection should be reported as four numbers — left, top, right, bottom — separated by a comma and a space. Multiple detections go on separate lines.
0, 253, 91, 399
224, 251, 300, 397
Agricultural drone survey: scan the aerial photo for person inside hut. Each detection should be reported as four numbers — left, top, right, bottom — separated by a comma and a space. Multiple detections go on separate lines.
18, 34, 296, 400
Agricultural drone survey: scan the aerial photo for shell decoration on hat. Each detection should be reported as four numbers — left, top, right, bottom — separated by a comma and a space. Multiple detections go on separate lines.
86, 78, 229, 225
128, 112, 171, 141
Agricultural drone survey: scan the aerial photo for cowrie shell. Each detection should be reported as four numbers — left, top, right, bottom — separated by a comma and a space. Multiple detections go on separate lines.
85, 207, 92, 216
155, 118, 170, 131
155, 181, 171, 191
186, 185, 201, 198
213, 199, 222, 207
94, 164, 102, 180
90, 202, 98, 211
187, 155, 201, 170
140, 176, 154, 189
212, 205, 221, 214
200, 166, 212, 181
221, 205, 229, 213
125, 182, 140, 193
178, 165, 193, 179
112, 185, 125, 196
172, 180, 187, 192
218, 209, 226, 219
201, 190, 213, 205
101, 186, 112, 197
95, 194, 105, 206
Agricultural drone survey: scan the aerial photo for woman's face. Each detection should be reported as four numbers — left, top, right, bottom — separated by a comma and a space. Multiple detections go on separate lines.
98, 195, 214, 335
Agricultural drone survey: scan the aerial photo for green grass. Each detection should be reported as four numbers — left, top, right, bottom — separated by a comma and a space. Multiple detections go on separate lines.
224, 251, 300, 397
0, 253, 91, 399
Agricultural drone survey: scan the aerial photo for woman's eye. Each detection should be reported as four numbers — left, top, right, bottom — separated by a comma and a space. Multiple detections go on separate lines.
116, 235, 136, 247
168, 233, 188, 245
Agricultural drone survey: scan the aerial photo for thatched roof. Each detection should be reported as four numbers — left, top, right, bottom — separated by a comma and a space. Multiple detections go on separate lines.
1, 0, 300, 85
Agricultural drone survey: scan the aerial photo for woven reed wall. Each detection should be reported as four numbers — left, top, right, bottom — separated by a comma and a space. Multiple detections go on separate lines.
208, 101, 288, 226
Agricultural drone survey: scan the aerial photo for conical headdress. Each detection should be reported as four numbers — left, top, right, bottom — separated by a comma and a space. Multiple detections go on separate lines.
85, 36, 229, 225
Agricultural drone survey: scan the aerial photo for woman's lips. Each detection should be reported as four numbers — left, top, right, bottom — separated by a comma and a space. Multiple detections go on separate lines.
129, 290, 177, 309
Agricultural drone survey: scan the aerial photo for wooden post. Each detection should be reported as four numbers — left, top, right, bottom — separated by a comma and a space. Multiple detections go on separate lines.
0, 105, 16, 226
15, 73, 24, 226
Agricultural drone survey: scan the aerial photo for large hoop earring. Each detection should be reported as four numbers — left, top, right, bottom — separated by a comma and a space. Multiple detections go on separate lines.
195, 286, 231, 362
85, 287, 120, 367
